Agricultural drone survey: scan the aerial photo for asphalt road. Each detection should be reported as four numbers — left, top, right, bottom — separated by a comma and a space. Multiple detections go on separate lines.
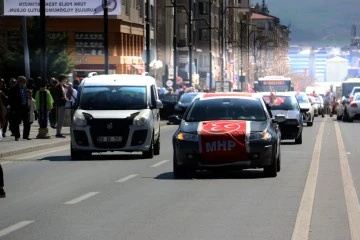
1, 116, 360, 240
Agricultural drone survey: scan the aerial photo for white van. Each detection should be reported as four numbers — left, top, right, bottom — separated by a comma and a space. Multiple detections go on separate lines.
70, 73, 163, 160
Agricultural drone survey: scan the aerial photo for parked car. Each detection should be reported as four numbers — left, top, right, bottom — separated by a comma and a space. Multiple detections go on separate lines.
295, 92, 315, 126
262, 92, 303, 144
172, 92, 285, 178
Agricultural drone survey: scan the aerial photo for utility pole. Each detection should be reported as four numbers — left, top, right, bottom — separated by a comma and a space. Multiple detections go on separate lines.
103, 0, 109, 74
22, 17, 30, 80
172, 0, 177, 89
145, 0, 151, 73
188, 0, 193, 86
209, 0, 213, 91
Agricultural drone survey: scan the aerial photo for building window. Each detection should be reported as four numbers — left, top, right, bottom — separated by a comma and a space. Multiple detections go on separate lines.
199, 2, 208, 15
199, 29, 209, 41
75, 32, 104, 56
125, 0, 130, 15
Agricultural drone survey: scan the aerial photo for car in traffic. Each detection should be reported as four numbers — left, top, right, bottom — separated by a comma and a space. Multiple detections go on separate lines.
70, 73, 163, 160
261, 92, 303, 144
295, 92, 315, 126
172, 92, 285, 178
168, 92, 200, 124
342, 92, 360, 122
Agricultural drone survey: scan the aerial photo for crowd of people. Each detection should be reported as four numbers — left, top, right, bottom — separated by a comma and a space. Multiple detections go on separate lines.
0, 75, 79, 141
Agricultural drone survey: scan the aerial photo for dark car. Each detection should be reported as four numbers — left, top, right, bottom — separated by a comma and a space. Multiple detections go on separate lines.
262, 92, 303, 144
168, 92, 200, 124
172, 92, 285, 178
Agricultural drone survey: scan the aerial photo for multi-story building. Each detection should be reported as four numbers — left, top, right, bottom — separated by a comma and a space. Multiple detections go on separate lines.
0, 0, 153, 81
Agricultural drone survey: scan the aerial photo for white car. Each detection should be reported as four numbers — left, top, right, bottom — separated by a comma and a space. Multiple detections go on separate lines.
345, 92, 360, 122
295, 92, 315, 126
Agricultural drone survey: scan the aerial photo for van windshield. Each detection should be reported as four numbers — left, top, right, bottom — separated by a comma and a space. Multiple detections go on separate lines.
79, 86, 147, 110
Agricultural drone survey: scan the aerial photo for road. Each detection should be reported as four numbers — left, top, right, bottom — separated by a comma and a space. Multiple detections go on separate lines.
1, 117, 360, 240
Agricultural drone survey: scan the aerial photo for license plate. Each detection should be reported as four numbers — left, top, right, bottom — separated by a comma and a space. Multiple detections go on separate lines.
97, 136, 122, 143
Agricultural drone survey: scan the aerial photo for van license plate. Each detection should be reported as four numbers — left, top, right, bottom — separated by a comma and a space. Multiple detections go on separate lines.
97, 136, 122, 142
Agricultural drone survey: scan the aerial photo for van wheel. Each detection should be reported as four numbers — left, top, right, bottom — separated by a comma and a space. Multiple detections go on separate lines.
71, 146, 91, 160
154, 134, 160, 155
142, 137, 154, 159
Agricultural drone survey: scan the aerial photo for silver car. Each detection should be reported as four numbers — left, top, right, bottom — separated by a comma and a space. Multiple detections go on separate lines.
295, 92, 315, 126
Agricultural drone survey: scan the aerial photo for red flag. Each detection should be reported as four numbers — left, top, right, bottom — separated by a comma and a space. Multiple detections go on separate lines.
248, 83, 255, 93
296, 82, 300, 94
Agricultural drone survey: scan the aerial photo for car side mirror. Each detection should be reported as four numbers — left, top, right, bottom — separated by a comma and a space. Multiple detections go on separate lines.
273, 114, 286, 123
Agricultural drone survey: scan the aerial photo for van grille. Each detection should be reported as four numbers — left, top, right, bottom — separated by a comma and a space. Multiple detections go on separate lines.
88, 118, 131, 148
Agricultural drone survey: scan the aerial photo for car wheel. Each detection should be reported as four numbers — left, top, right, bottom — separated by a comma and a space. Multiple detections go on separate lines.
264, 153, 277, 177
337, 114, 342, 120
277, 146, 281, 172
154, 133, 160, 155
295, 132, 302, 144
173, 152, 188, 179
142, 136, 154, 159
307, 121, 313, 126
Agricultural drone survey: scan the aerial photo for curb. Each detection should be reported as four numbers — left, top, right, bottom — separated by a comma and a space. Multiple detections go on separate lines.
0, 140, 70, 159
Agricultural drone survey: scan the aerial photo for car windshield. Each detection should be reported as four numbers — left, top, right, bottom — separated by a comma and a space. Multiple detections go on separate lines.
296, 94, 309, 103
185, 98, 266, 122
263, 95, 300, 111
79, 86, 147, 110
179, 93, 198, 104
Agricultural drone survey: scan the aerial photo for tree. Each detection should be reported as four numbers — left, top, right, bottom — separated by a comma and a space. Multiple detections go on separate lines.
0, 17, 74, 83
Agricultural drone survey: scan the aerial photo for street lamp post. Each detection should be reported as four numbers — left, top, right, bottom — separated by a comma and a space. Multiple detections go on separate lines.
103, 0, 109, 74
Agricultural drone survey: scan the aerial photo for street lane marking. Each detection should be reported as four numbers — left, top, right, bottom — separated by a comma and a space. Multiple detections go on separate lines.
115, 174, 138, 183
64, 192, 99, 205
291, 121, 325, 240
334, 121, 360, 240
151, 160, 169, 167
0, 221, 34, 238
0, 161, 10, 164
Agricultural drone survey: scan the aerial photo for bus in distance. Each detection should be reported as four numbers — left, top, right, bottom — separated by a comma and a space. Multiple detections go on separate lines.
341, 78, 360, 98
254, 76, 293, 92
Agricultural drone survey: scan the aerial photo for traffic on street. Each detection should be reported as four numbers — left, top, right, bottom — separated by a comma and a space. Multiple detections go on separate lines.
1, 115, 360, 240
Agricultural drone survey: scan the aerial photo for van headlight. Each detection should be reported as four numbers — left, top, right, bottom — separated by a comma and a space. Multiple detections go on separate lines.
133, 111, 150, 126
73, 113, 87, 127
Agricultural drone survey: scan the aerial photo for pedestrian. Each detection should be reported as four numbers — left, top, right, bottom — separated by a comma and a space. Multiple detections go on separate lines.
48, 78, 58, 128
27, 89, 37, 125
8, 76, 31, 141
0, 164, 5, 198
0, 80, 8, 138
54, 74, 68, 138
66, 82, 77, 105
35, 80, 54, 132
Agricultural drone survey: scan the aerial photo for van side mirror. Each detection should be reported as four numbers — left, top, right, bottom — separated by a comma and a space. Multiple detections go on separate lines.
154, 99, 163, 109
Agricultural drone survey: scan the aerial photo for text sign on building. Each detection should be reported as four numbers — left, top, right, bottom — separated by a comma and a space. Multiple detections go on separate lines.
4, 0, 121, 16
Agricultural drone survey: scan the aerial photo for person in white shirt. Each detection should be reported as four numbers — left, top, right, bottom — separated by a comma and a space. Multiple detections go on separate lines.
66, 82, 78, 105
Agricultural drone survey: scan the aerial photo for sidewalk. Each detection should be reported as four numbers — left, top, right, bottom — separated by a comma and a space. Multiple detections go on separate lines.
0, 120, 169, 159
0, 122, 70, 159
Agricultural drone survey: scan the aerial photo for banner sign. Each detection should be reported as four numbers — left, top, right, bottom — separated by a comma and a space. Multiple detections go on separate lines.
4, 0, 121, 16
199, 120, 250, 163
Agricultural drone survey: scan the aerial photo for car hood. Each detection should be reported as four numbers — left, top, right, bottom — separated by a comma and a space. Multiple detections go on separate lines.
179, 120, 268, 133
271, 110, 301, 119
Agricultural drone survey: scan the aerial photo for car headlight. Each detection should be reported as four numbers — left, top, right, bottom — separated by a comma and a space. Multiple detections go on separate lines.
133, 111, 150, 126
249, 131, 272, 142
73, 113, 87, 127
176, 132, 199, 142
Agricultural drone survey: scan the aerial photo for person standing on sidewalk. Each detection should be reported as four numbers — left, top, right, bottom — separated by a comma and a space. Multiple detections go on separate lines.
0, 164, 5, 198
54, 74, 68, 138
8, 76, 31, 141
48, 78, 58, 129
